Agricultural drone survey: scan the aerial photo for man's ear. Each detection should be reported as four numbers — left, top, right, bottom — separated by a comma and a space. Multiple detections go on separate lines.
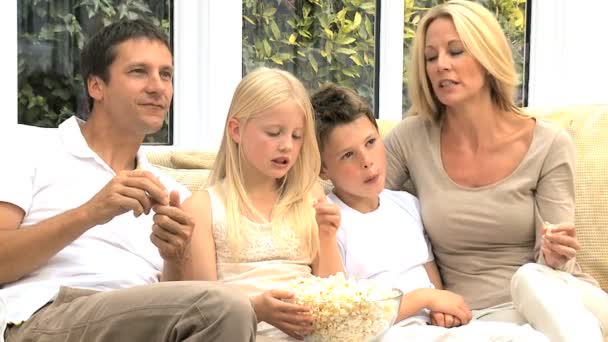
87, 75, 104, 103
227, 117, 241, 144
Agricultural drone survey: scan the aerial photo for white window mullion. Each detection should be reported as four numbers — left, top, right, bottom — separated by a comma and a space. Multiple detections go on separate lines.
1, 1, 17, 131
378, 0, 404, 120
171, 0, 242, 151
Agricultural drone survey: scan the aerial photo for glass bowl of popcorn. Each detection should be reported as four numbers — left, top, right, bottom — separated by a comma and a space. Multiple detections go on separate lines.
286, 274, 403, 342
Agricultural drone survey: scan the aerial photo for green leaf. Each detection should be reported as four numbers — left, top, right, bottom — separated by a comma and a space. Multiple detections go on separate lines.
270, 21, 281, 40
271, 55, 284, 65
336, 48, 357, 55
350, 54, 363, 66
243, 15, 256, 25
308, 54, 318, 73
263, 39, 272, 56
335, 36, 356, 45
352, 12, 362, 30
288, 33, 298, 45
263, 7, 277, 17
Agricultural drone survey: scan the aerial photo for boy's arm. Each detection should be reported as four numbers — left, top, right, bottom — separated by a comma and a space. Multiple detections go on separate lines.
424, 261, 444, 290
396, 288, 472, 325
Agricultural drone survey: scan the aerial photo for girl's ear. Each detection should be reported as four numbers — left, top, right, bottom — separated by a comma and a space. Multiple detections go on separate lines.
227, 117, 241, 144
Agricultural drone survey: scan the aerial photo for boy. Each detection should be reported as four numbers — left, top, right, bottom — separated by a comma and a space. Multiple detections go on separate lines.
310, 83, 471, 328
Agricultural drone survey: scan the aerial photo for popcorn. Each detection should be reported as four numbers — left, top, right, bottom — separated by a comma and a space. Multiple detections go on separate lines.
543, 221, 554, 235
286, 273, 402, 342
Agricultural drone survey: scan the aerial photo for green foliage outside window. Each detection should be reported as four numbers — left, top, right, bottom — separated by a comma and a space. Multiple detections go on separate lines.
403, 0, 528, 113
18, 0, 172, 144
242, 0, 378, 110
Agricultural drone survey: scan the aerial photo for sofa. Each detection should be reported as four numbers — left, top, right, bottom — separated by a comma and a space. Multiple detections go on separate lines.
147, 105, 608, 294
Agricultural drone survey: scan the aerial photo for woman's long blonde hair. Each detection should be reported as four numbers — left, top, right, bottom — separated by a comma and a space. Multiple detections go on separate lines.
408, 0, 523, 121
208, 67, 321, 260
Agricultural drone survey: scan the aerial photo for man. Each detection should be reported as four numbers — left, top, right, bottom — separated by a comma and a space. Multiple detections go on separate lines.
0, 19, 256, 341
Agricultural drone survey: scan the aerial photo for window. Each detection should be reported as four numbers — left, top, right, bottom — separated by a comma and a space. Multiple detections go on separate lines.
402, 0, 530, 115
242, 0, 379, 114
17, 0, 173, 144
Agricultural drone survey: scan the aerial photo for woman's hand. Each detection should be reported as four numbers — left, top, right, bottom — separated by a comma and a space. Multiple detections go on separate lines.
250, 289, 314, 340
542, 222, 580, 269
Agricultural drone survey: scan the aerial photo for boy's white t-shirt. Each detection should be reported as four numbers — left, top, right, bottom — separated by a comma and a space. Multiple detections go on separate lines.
328, 189, 434, 323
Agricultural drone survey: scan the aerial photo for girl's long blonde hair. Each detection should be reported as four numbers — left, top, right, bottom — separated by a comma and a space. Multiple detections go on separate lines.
208, 67, 321, 260
408, 0, 523, 121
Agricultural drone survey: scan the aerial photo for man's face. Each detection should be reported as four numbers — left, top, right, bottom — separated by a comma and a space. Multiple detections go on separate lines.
92, 38, 173, 136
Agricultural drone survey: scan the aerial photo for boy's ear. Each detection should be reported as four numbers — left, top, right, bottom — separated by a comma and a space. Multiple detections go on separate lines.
319, 163, 330, 180
227, 117, 241, 144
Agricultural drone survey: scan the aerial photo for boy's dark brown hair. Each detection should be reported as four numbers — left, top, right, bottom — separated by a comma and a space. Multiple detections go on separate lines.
310, 82, 377, 153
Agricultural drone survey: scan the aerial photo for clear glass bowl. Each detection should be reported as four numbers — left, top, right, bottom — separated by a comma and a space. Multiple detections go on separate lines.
296, 289, 403, 342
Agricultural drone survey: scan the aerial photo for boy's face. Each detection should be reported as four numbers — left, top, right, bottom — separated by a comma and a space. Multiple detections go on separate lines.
320, 116, 386, 206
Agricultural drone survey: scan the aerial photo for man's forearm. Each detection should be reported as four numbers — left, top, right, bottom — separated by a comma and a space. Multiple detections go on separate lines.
0, 207, 95, 284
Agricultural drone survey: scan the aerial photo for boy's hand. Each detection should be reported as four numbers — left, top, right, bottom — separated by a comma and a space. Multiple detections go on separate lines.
430, 311, 463, 328
151, 191, 195, 263
314, 197, 340, 239
427, 290, 472, 326
542, 222, 579, 269
251, 289, 314, 340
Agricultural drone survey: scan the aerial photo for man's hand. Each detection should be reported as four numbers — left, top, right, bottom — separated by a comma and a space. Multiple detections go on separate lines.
542, 222, 580, 269
151, 191, 195, 262
82, 170, 169, 226
251, 289, 314, 340
314, 197, 340, 240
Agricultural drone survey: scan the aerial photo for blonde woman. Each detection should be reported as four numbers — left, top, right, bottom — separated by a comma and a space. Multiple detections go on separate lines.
384, 1, 608, 341
181, 67, 342, 341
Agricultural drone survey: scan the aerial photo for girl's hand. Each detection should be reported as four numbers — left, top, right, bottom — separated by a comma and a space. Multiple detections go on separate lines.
314, 197, 340, 239
250, 289, 314, 340
542, 222, 580, 269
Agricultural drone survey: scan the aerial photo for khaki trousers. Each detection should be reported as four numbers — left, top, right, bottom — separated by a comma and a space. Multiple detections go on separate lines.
5, 281, 257, 342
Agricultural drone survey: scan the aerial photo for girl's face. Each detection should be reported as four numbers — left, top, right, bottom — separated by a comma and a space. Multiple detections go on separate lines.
233, 99, 306, 182
424, 17, 489, 109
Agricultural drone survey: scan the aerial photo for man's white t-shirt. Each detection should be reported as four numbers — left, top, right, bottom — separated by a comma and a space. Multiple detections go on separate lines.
328, 189, 434, 323
0, 117, 190, 338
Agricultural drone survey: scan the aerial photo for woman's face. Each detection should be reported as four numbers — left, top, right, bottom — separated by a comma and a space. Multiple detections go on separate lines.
424, 17, 489, 109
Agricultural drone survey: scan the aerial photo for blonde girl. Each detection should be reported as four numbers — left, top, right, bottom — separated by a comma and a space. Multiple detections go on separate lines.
181, 67, 342, 340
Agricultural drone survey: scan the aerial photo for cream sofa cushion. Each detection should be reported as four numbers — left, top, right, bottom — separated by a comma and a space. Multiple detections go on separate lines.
147, 105, 608, 292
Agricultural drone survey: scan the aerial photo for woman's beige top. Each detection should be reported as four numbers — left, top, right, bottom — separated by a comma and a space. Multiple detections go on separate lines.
207, 185, 313, 297
384, 115, 594, 310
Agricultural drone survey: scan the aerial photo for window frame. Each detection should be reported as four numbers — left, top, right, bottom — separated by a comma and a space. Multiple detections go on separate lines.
4, 1, 606, 151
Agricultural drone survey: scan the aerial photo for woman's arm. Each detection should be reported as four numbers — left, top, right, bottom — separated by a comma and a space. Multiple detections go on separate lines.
180, 191, 218, 281
424, 261, 444, 290
534, 129, 578, 271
